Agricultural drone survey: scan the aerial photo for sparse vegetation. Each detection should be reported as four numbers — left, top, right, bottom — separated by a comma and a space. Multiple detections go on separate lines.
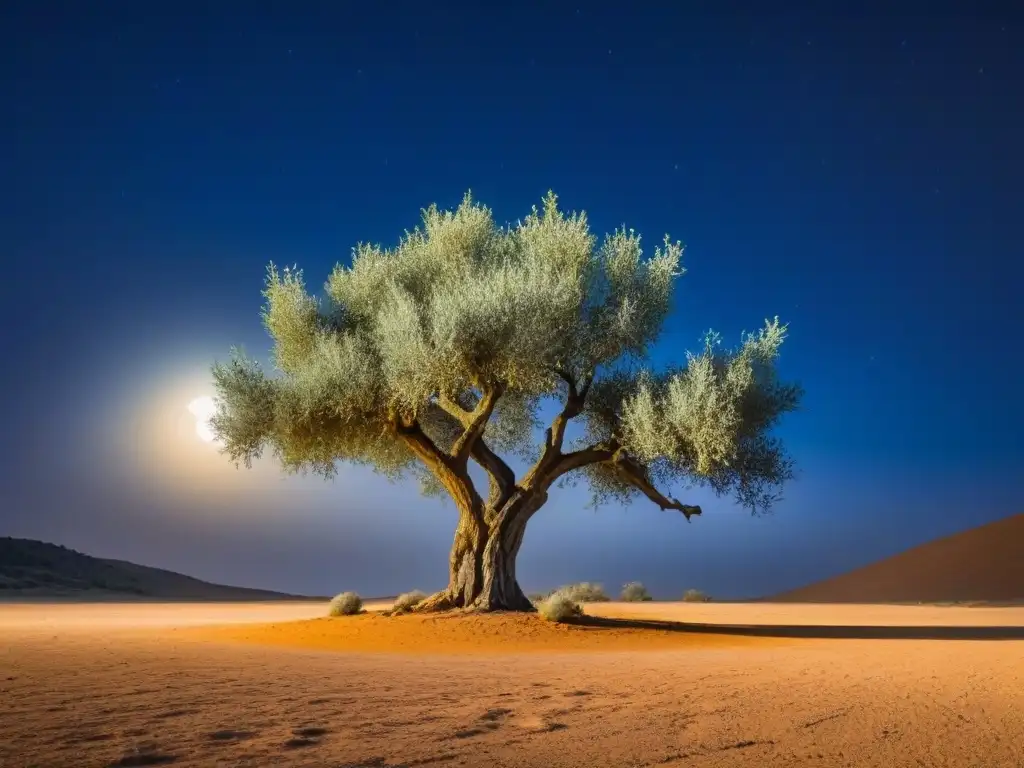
620, 581, 652, 602
392, 590, 427, 613
682, 589, 711, 603
328, 591, 363, 616
553, 582, 610, 603
537, 593, 583, 622
212, 191, 800, 612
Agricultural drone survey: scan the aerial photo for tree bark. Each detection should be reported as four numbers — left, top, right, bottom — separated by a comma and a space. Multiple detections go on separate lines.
449, 508, 487, 606
415, 505, 486, 611
471, 491, 545, 611
418, 491, 543, 613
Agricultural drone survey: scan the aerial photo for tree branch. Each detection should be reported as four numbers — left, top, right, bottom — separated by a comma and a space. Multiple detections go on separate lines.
393, 416, 483, 515
609, 451, 702, 521
525, 440, 616, 490
445, 384, 503, 464
393, 415, 455, 472
545, 369, 593, 454
471, 438, 516, 507
526, 439, 701, 521
524, 369, 595, 486
434, 393, 515, 507
437, 393, 472, 421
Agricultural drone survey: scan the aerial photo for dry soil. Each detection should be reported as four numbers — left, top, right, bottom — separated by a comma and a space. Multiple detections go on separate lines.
2, 601, 1023, 767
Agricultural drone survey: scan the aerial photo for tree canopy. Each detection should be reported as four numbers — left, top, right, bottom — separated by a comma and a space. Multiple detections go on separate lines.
212, 191, 801, 517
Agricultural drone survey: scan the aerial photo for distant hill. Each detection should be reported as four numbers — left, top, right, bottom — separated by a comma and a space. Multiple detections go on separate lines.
0, 537, 321, 600
769, 513, 1024, 603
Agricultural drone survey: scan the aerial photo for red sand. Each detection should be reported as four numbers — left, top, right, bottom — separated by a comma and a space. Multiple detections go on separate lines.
772, 513, 1024, 603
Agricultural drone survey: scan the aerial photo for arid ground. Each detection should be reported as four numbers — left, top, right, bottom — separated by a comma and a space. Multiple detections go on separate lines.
2, 601, 1023, 768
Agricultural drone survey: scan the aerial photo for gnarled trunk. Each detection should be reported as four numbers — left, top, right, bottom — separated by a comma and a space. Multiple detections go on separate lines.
415, 506, 485, 612
448, 508, 486, 606
418, 491, 544, 612
472, 490, 544, 611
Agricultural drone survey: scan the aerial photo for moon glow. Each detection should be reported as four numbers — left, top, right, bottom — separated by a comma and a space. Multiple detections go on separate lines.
187, 396, 218, 443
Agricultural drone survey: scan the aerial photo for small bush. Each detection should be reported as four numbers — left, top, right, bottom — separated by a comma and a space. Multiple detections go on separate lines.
528, 592, 550, 603
682, 589, 711, 603
554, 582, 610, 603
392, 590, 427, 613
328, 591, 363, 616
620, 581, 652, 602
537, 594, 583, 622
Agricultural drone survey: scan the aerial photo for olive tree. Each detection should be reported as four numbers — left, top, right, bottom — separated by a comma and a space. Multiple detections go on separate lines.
211, 192, 801, 612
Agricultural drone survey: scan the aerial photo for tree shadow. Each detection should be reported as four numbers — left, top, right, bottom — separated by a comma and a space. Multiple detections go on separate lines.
572, 615, 1024, 641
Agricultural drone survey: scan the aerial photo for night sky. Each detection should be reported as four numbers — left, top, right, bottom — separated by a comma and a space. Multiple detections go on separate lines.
2, 4, 1021, 599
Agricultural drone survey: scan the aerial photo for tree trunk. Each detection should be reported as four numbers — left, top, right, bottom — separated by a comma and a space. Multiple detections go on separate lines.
471, 492, 541, 611
448, 508, 486, 606
415, 506, 485, 611
418, 491, 544, 613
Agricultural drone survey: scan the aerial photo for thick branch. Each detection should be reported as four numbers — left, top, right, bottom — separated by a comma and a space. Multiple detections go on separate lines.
393, 415, 451, 468
446, 385, 503, 463
610, 452, 703, 521
393, 416, 483, 514
437, 393, 471, 420
434, 394, 515, 507
525, 441, 616, 490
526, 440, 701, 521
472, 438, 516, 507
525, 369, 595, 487
545, 369, 593, 454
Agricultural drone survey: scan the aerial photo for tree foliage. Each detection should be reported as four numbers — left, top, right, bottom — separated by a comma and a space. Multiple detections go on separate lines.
211, 191, 800, 515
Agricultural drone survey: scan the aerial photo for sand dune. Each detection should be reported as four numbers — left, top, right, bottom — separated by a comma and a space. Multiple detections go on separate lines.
769, 513, 1024, 603
3, 601, 1023, 767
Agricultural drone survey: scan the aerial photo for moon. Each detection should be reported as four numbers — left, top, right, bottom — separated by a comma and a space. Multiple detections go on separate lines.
187, 396, 218, 443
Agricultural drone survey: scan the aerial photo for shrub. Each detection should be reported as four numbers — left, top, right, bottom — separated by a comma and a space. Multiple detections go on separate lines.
620, 581, 652, 602
682, 589, 711, 603
392, 590, 427, 613
537, 593, 583, 622
528, 592, 550, 603
328, 591, 363, 616
554, 582, 610, 603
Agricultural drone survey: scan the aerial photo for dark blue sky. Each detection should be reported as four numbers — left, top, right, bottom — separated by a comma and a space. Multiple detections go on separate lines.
1, 4, 1021, 599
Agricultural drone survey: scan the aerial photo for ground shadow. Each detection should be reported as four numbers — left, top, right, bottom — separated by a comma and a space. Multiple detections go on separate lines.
573, 615, 1024, 640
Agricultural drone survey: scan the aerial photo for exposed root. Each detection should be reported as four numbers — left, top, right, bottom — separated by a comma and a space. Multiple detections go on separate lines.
410, 589, 538, 614
470, 593, 537, 613
412, 590, 460, 613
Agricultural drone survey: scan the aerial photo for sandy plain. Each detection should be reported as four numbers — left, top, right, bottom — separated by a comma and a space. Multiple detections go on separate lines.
2, 601, 1023, 768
